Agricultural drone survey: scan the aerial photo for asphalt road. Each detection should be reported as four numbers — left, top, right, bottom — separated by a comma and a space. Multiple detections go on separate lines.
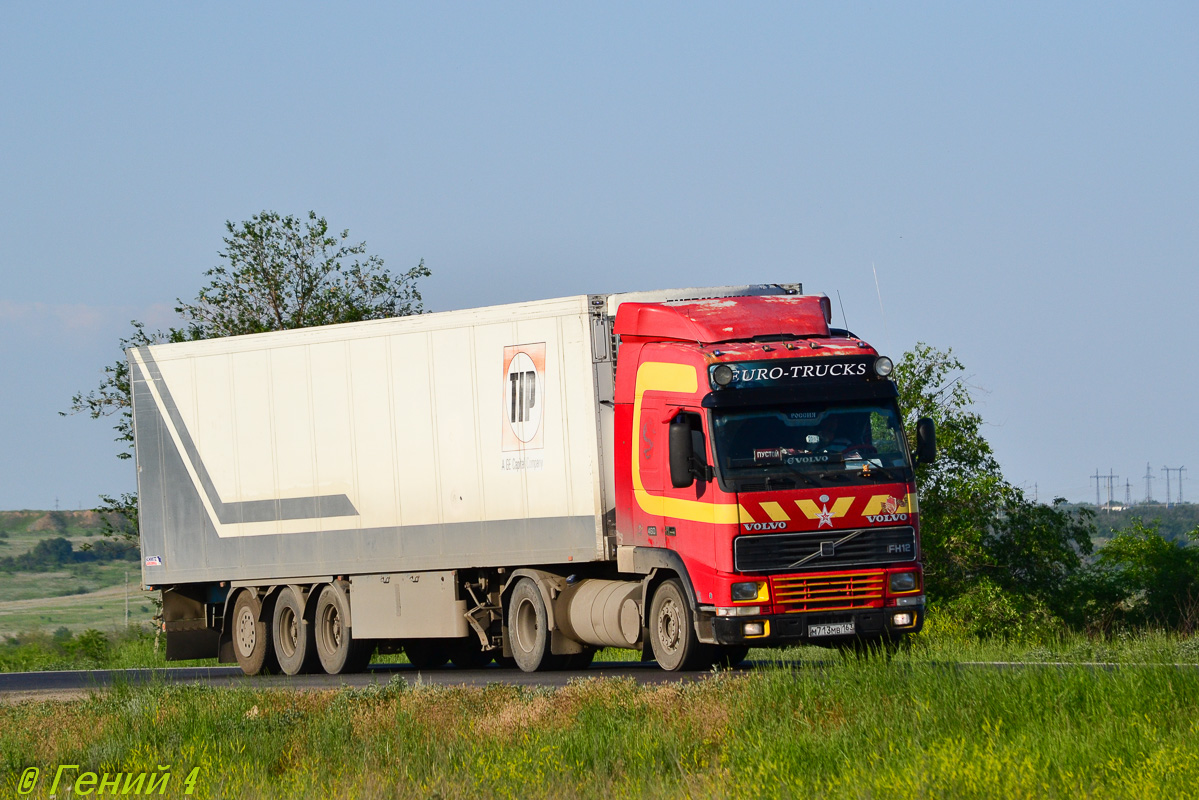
3, 659, 1196, 701
0, 661, 722, 698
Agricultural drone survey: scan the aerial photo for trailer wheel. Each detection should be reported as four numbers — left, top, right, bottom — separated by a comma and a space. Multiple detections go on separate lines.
272, 586, 316, 675
231, 591, 276, 676
313, 584, 370, 674
649, 579, 712, 671
508, 577, 557, 672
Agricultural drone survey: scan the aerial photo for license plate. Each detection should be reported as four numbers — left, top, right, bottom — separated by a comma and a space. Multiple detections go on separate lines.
808, 621, 855, 637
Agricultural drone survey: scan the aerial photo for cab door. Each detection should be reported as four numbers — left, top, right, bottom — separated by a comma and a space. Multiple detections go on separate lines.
659, 407, 718, 570
630, 397, 666, 547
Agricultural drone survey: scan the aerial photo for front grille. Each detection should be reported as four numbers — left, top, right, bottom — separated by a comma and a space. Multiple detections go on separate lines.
771, 570, 885, 613
734, 526, 916, 573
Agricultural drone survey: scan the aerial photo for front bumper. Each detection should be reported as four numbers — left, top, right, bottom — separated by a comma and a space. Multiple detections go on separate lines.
711, 605, 925, 646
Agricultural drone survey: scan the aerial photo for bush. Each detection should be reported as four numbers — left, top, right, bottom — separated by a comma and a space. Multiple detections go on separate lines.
65, 629, 111, 665
1074, 520, 1199, 633
933, 579, 1066, 644
0, 628, 120, 671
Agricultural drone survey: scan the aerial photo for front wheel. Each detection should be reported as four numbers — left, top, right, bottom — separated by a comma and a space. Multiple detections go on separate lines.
648, 579, 713, 671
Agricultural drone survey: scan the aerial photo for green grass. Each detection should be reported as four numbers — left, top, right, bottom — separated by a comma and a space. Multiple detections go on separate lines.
0, 510, 146, 636
0, 562, 141, 603
2, 659, 1197, 798
3, 616, 1198, 797
0, 581, 156, 638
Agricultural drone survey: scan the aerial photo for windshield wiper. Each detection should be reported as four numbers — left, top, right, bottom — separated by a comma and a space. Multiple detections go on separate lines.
863, 464, 899, 481
775, 463, 820, 488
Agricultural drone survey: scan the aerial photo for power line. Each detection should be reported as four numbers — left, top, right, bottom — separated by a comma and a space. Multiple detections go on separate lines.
1162, 466, 1186, 507
1124, 479, 1132, 508
1144, 463, 1155, 504
1104, 469, 1119, 511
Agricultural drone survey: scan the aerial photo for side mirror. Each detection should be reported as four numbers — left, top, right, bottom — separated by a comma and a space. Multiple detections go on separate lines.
915, 417, 936, 465
669, 415, 695, 488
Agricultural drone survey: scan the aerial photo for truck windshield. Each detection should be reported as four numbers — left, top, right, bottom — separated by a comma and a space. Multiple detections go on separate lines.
710, 400, 912, 491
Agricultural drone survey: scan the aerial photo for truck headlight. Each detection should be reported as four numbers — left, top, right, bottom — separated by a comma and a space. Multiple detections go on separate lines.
731, 581, 769, 602
712, 365, 734, 387
889, 572, 918, 593
874, 356, 894, 377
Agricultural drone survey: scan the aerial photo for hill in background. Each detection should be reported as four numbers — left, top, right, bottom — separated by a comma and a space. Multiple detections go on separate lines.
1061, 503, 1199, 545
0, 510, 152, 637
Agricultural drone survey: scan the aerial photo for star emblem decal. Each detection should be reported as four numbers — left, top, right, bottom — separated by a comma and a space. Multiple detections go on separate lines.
817, 504, 835, 528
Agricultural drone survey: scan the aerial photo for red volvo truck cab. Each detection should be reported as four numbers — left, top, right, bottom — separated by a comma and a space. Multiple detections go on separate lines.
611, 294, 933, 666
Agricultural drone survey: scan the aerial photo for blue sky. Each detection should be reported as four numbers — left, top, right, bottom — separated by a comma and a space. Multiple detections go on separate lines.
1, 3, 1196, 509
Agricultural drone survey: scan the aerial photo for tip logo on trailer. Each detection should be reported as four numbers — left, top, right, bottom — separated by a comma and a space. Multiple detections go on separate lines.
501, 343, 546, 471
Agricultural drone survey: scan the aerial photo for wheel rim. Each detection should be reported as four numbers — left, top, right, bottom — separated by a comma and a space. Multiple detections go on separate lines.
514, 596, 538, 655
236, 606, 257, 656
657, 597, 682, 656
278, 606, 298, 659
320, 602, 343, 652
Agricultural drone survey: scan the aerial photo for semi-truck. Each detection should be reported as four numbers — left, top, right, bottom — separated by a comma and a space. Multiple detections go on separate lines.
131, 283, 935, 674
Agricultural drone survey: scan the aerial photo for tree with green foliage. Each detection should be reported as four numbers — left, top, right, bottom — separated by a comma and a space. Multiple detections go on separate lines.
67, 211, 430, 544
894, 344, 1006, 598
1079, 520, 1199, 633
894, 344, 1094, 627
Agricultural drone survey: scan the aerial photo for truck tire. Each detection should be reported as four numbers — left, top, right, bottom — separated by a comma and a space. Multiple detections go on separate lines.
231, 591, 276, 676
649, 579, 713, 671
272, 586, 316, 675
508, 577, 558, 672
313, 584, 371, 674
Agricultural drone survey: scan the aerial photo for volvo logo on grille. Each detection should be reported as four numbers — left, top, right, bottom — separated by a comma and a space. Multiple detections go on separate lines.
785, 529, 864, 569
